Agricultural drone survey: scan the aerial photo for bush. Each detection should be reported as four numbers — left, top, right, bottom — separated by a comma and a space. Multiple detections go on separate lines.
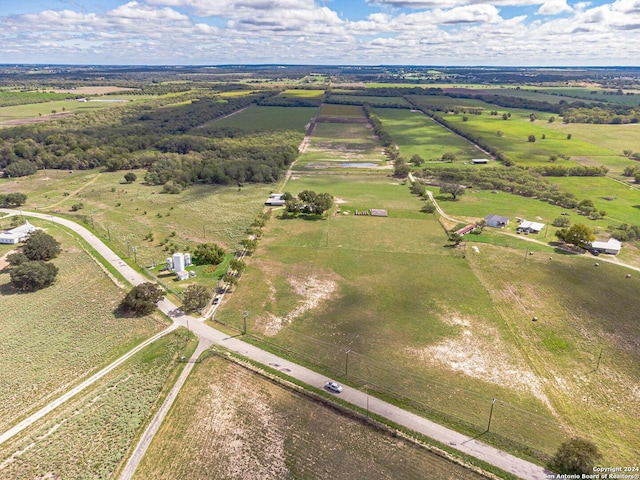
120, 282, 165, 316
23, 231, 61, 261
194, 242, 225, 265
552, 216, 570, 227
550, 437, 602, 475
10, 260, 59, 291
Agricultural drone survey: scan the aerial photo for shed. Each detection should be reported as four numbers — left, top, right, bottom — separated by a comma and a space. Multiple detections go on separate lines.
472, 159, 489, 164
517, 220, 545, 234
484, 214, 509, 228
176, 270, 189, 281
455, 224, 476, 236
590, 238, 622, 255
265, 198, 285, 206
370, 209, 388, 217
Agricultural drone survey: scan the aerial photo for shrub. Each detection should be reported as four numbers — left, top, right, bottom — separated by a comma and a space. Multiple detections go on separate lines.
550, 437, 602, 475
10, 260, 59, 291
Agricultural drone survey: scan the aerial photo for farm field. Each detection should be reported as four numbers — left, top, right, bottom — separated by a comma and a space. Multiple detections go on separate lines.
280, 89, 325, 98
211, 105, 317, 131
0, 329, 196, 480
329, 95, 411, 107
295, 104, 388, 170
1, 169, 276, 273
374, 107, 487, 162
216, 173, 565, 462
134, 353, 488, 480
218, 166, 639, 465
0, 97, 146, 125
0, 220, 165, 433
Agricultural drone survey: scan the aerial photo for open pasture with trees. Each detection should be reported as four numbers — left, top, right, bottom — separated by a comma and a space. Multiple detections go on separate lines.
374, 107, 486, 162
1, 169, 275, 288
216, 173, 567, 462
0, 329, 196, 480
0, 220, 164, 433
133, 352, 487, 480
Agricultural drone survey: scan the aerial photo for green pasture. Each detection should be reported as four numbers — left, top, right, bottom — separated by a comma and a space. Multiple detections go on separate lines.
443, 110, 616, 166
0, 220, 164, 433
0, 330, 196, 480
550, 176, 640, 226
545, 121, 640, 157
467, 244, 640, 465
217, 173, 565, 461
374, 107, 487, 161
319, 103, 364, 117
211, 105, 317, 131
0, 99, 136, 123
480, 88, 591, 105
1, 168, 273, 274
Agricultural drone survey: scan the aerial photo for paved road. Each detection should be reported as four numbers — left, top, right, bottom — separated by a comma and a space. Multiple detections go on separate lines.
1, 209, 551, 479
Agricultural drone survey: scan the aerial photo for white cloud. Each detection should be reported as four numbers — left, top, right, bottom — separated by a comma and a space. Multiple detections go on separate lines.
536, 0, 573, 15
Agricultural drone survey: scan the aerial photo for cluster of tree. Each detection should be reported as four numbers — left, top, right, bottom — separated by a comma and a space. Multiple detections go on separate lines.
193, 242, 226, 265
562, 106, 640, 124
0, 192, 27, 207
608, 223, 640, 242
283, 190, 334, 216
530, 165, 609, 177
7, 231, 61, 292
555, 223, 595, 248
0, 91, 285, 183
120, 282, 165, 316
258, 97, 321, 107
362, 104, 393, 148
418, 166, 585, 209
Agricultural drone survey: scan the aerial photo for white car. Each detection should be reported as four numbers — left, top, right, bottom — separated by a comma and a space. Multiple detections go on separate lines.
325, 381, 343, 393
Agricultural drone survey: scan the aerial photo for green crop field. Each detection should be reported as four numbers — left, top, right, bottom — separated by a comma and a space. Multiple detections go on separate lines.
374, 107, 487, 162
535, 87, 640, 106
319, 103, 364, 117
211, 105, 317, 131
0, 329, 196, 480
134, 353, 487, 480
0, 220, 165, 433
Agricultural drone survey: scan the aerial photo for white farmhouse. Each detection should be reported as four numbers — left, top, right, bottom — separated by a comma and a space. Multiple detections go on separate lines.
0, 221, 37, 244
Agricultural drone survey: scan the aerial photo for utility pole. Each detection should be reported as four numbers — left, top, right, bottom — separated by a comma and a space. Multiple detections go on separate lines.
596, 348, 603, 371
345, 349, 351, 376
90, 212, 95, 230
487, 398, 496, 432
107, 226, 111, 242
243, 310, 248, 335
133, 246, 138, 265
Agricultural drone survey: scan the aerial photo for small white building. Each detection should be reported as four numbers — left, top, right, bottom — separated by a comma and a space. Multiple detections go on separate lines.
184, 252, 192, 267
166, 257, 174, 271
173, 252, 185, 273
590, 238, 622, 255
485, 214, 509, 228
472, 159, 489, 164
518, 220, 545, 234
0, 221, 37, 244
176, 270, 189, 281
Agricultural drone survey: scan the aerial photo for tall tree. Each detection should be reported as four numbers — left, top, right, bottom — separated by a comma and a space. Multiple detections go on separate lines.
194, 242, 225, 265
440, 183, 465, 200
10, 261, 59, 292
182, 284, 210, 312
23, 231, 61, 261
550, 437, 602, 475
555, 223, 595, 248
120, 282, 165, 316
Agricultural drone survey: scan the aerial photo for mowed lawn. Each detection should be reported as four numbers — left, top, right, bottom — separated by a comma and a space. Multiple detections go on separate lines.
216, 174, 564, 461
0, 221, 165, 433
134, 353, 488, 480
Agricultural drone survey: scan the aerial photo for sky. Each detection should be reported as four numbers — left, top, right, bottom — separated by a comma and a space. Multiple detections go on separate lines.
0, 0, 638, 66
